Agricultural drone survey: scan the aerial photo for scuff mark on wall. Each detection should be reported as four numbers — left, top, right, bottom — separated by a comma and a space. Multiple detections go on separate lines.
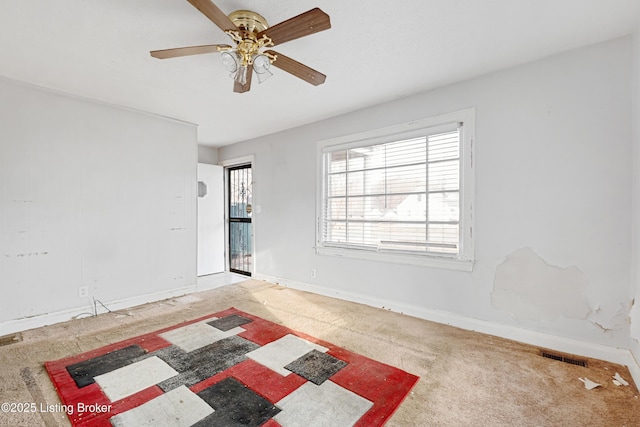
491, 247, 592, 322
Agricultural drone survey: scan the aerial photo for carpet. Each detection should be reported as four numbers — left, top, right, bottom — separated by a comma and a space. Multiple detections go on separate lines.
45, 307, 419, 427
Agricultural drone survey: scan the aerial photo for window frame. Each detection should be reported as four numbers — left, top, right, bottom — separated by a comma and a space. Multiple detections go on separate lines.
315, 108, 475, 271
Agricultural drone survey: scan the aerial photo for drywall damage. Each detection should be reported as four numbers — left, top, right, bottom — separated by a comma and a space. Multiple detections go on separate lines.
588, 301, 631, 333
491, 247, 592, 322
630, 299, 640, 343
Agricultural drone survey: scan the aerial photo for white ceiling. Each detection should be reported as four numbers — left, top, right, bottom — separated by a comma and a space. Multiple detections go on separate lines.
1, 1, 639, 147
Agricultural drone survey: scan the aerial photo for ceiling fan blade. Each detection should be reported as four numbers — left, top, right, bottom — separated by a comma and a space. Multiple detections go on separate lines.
258, 8, 330, 47
150, 44, 231, 59
234, 67, 253, 93
265, 50, 326, 86
187, 0, 238, 32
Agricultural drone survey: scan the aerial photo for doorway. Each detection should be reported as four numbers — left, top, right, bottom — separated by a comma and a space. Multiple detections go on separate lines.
227, 164, 253, 276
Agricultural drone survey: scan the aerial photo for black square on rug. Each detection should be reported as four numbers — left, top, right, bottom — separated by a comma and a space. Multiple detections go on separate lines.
66, 345, 147, 388
285, 349, 348, 385
207, 315, 253, 332
194, 377, 281, 426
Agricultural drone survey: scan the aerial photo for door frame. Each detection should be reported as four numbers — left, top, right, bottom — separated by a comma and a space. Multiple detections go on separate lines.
219, 155, 255, 276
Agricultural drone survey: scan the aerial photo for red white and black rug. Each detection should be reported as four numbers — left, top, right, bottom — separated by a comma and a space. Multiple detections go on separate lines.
45, 307, 419, 427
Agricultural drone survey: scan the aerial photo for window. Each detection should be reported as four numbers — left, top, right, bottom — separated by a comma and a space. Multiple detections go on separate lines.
316, 109, 474, 271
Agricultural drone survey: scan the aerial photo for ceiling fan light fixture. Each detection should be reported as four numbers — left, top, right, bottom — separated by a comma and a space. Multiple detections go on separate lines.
253, 54, 273, 83
234, 64, 249, 85
220, 51, 238, 73
252, 54, 270, 73
255, 68, 273, 84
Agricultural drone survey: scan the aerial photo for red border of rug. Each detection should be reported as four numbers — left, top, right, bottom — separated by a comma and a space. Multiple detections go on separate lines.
45, 307, 419, 426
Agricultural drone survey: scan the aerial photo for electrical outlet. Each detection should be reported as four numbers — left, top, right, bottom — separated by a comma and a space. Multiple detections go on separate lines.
311, 269, 317, 278
78, 286, 89, 298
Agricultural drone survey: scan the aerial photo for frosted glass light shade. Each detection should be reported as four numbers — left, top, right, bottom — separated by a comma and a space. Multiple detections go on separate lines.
234, 65, 248, 85
253, 54, 272, 83
220, 52, 238, 73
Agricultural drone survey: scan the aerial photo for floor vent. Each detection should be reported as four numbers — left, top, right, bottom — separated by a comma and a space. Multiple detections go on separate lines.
541, 351, 587, 367
0, 333, 23, 347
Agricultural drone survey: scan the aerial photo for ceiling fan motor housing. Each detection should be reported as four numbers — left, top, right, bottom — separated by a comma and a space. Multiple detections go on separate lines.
228, 10, 269, 33
225, 10, 274, 67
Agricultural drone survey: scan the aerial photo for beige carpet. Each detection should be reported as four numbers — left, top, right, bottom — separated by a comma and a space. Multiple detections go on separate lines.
0, 278, 638, 426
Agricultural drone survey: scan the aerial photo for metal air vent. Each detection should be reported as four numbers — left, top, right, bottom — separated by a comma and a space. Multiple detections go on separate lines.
541, 350, 587, 367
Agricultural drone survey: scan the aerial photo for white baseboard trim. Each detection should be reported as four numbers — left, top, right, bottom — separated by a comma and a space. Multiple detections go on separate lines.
257, 274, 637, 376
196, 271, 248, 290
0, 305, 94, 337
0, 272, 249, 337
627, 351, 640, 389
0, 283, 198, 337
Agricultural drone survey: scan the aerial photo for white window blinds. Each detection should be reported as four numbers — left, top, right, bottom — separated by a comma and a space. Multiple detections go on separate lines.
321, 124, 462, 256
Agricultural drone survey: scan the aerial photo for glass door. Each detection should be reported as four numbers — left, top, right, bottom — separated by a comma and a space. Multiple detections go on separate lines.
228, 164, 252, 275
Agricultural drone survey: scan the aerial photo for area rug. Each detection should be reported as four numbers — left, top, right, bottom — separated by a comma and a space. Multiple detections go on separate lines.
45, 307, 419, 427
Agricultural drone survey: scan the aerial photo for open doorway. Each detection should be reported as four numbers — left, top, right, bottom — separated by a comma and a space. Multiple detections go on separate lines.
227, 164, 253, 276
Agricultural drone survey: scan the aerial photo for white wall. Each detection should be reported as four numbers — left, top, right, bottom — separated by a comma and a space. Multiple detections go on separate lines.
220, 37, 634, 355
0, 78, 197, 330
198, 145, 219, 165
631, 30, 640, 371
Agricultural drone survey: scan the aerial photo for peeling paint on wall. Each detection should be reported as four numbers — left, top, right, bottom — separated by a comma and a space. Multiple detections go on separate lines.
590, 301, 631, 331
631, 298, 640, 343
491, 247, 592, 322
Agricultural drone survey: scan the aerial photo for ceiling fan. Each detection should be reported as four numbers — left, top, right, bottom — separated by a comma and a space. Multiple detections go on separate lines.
150, 0, 331, 93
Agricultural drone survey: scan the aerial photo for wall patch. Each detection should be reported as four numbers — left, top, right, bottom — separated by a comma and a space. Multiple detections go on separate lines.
491, 247, 592, 322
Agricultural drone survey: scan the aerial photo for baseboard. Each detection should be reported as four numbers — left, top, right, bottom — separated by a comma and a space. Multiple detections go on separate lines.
0, 272, 255, 336
627, 350, 640, 389
0, 283, 198, 337
0, 272, 250, 337
0, 305, 94, 337
196, 271, 248, 290
257, 274, 634, 369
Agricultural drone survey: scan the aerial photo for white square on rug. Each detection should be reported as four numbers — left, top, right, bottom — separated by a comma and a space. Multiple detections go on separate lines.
275, 380, 373, 427
109, 385, 214, 427
159, 320, 246, 352
246, 334, 328, 376
94, 356, 178, 402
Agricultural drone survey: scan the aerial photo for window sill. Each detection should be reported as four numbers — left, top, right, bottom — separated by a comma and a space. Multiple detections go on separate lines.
315, 245, 474, 272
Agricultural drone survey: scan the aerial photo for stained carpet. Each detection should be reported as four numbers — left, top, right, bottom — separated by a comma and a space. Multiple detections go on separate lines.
45, 307, 419, 427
